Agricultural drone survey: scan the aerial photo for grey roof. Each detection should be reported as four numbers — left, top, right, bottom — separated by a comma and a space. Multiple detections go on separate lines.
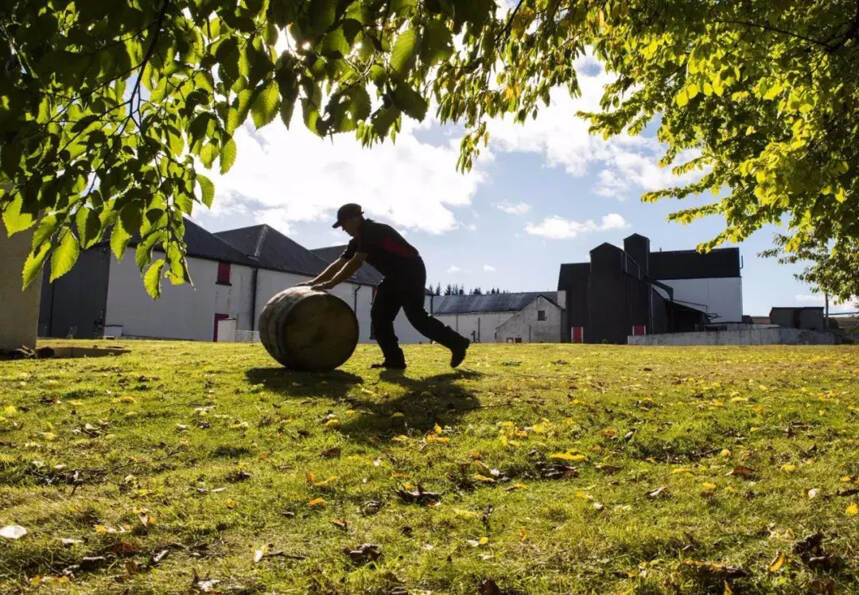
99, 218, 257, 267
310, 245, 384, 286
215, 225, 327, 277
433, 292, 560, 315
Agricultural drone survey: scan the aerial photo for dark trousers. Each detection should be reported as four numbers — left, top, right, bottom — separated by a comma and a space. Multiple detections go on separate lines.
371, 259, 465, 364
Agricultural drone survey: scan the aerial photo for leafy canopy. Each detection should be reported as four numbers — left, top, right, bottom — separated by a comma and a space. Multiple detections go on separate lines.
1, 0, 857, 298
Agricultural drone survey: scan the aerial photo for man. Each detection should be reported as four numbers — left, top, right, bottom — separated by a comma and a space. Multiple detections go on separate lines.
305, 203, 469, 369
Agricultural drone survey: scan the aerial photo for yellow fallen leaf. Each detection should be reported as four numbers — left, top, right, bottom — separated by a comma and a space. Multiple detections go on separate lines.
225, 498, 238, 509
472, 474, 495, 483
768, 551, 786, 572
119, 396, 136, 404
3, 405, 17, 416
433, 423, 443, 435
308, 497, 326, 507
720, 449, 731, 457
846, 503, 858, 516
500, 421, 514, 427
509, 483, 527, 490
478, 536, 489, 545
781, 464, 796, 472
701, 482, 717, 491
391, 412, 405, 419
425, 434, 449, 444
325, 418, 340, 427
391, 435, 409, 442
549, 452, 587, 462
470, 451, 481, 460
41, 432, 56, 441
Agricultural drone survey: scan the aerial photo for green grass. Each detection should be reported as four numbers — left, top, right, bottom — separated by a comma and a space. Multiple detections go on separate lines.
1, 341, 857, 593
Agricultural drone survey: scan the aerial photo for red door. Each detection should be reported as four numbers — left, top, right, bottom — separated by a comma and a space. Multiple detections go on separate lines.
632, 325, 647, 336
214, 313, 229, 341
572, 326, 584, 343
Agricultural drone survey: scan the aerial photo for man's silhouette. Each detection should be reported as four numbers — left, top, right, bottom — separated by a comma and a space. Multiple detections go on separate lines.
305, 203, 469, 369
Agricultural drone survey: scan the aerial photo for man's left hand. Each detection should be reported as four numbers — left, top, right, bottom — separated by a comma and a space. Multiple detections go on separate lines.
311, 281, 334, 291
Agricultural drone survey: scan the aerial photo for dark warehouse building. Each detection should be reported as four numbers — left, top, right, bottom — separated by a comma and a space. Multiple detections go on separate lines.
557, 234, 742, 343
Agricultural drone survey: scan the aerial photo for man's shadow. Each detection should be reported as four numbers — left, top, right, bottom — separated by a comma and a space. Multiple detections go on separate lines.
244, 367, 483, 444
335, 369, 483, 443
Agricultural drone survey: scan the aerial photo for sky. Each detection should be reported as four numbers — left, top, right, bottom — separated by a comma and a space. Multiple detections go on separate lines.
190, 53, 854, 317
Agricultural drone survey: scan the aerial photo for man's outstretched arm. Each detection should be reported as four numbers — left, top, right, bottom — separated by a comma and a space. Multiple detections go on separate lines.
311, 253, 367, 290
300, 258, 347, 287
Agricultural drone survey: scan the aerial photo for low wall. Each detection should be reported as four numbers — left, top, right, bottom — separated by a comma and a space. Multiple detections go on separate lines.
628, 327, 838, 346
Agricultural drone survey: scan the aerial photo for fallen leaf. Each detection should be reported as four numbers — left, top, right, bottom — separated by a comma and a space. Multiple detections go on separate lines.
308, 498, 326, 507
781, 464, 797, 472
253, 545, 267, 563
701, 482, 718, 492
472, 474, 496, 483
343, 543, 381, 564
391, 435, 409, 442
647, 486, 668, 499
505, 483, 528, 491
549, 452, 587, 462
397, 486, 441, 506
331, 518, 348, 531
0, 525, 27, 539
150, 549, 170, 565
846, 503, 858, 516
60, 537, 83, 546
768, 551, 786, 572
727, 465, 756, 478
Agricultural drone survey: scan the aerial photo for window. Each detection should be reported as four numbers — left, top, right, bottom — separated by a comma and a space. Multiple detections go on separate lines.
537, 310, 546, 321
216, 261, 231, 285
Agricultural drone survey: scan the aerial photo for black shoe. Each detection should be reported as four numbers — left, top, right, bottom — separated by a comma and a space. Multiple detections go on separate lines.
370, 361, 406, 370
450, 339, 470, 368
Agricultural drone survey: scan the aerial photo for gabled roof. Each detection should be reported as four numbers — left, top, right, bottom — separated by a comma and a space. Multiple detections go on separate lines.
557, 263, 590, 289
182, 219, 258, 266
310, 245, 384, 286
99, 218, 257, 267
215, 224, 329, 277
433, 292, 560, 315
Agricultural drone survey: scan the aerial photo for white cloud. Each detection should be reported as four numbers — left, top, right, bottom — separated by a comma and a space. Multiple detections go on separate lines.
447, 265, 462, 274
486, 52, 704, 199
525, 213, 629, 240
205, 115, 485, 235
794, 294, 857, 313
483, 264, 496, 272
496, 201, 531, 215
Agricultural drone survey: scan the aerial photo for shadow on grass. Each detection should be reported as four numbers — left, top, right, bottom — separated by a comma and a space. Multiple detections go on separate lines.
335, 369, 484, 442
245, 367, 364, 399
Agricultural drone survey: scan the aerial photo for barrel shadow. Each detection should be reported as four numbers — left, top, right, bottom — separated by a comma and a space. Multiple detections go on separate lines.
335, 369, 484, 443
245, 367, 364, 400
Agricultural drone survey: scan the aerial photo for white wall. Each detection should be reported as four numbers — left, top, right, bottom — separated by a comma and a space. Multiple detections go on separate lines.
436, 311, 516, 343
107, 252, 434, 343
105, 251, 256, 341
496, 297, 564, 343
659, 277, 743, 322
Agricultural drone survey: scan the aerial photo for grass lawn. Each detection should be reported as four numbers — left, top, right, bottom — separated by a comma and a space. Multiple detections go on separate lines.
1, 341, 857, 593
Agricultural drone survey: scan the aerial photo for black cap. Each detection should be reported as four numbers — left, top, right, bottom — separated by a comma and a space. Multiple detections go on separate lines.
333, 203, 363, 228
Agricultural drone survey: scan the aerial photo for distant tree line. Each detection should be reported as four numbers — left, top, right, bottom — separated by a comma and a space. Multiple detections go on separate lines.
430, 283, 507, 296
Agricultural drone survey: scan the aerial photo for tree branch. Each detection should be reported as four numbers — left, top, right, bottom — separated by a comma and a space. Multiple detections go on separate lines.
713, 17, 833, 49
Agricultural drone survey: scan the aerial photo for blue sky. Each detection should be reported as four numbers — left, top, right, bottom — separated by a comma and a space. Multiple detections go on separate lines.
192, 55, 850, 316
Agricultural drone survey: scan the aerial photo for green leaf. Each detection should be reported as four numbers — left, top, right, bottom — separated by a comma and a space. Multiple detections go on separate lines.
220, 138, 237, 174
421, 20, 453, 65
2, 194, 35, 235
75, 207, 101, 248
763, 81, 783, 101
251, 81, 280, 128
392, 84, 428, 120
110, 221, 131, 260
22, 243, 50, 290
200, 143, 218, 168
198, 174, 215, 207
50, 229, 80, 282
308, 0, 338, 36
120, 203, 142, 234
372, 106, 400, 137
349, 87, 372, 121
144, 258, 166, 299
32, 214, 61, 249
391, 28, 419, 76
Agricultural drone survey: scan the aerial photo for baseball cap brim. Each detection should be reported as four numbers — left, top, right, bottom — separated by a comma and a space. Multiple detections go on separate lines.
332, 221, 342, 228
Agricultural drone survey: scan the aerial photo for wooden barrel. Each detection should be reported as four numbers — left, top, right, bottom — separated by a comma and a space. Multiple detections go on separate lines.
258, 287, 358, 371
